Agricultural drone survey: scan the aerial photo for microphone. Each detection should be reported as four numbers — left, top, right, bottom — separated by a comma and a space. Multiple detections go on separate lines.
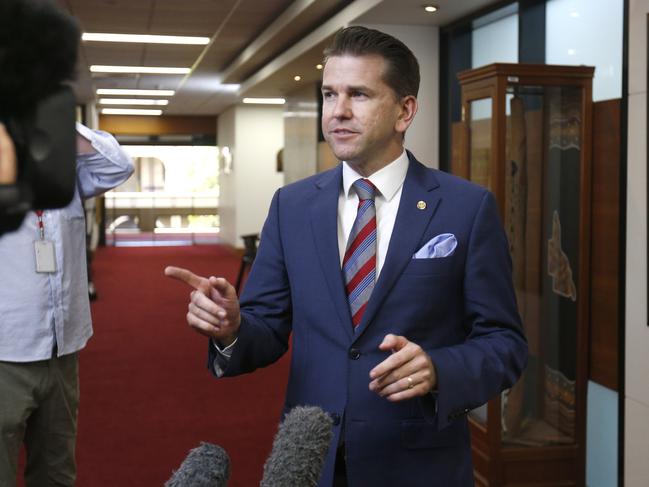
260, 406, 334, 487
165, 442, 230, 487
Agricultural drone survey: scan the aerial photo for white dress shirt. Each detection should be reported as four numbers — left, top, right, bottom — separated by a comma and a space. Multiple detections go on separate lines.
338, 150, 409, 278
0, 123, 134, 362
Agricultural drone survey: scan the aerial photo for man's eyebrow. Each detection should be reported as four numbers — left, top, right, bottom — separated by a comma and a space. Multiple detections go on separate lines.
351, 85, 374, 92
321, 84, 373, 92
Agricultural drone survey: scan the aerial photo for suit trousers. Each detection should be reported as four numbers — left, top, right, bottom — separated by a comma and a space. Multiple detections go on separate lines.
0, 352, 79, 487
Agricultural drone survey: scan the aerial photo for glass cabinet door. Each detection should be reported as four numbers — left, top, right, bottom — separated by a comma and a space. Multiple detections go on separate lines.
467, 97, 493, 190
500, 85, 582, 447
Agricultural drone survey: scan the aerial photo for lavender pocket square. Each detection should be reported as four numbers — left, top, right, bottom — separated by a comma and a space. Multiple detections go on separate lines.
413, 233, 457, 259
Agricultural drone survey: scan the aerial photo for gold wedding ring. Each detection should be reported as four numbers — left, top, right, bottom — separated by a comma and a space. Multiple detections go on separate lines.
407, 376, 414, 389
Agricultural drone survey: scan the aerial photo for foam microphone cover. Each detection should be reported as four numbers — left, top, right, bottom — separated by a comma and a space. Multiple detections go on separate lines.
165, 442, 230, 487
260, 406, 334, 487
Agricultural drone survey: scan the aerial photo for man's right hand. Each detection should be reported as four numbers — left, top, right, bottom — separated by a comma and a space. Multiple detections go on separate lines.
164, 266, 241, 346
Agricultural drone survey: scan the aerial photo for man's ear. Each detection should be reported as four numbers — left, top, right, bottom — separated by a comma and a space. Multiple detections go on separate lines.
395, 95, 418, 134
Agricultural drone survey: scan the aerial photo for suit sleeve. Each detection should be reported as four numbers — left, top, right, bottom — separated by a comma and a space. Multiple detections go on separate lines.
208, 189, 293, 377
428, 190, 528, 430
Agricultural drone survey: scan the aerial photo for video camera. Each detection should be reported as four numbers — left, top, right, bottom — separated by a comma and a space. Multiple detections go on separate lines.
0, 0, 80, 236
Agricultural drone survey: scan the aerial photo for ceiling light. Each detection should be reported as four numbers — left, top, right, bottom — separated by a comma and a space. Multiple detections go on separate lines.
294, 75, 302, 81
97, 89, 175, 96
424, 5, 438, 13
83, 33, 209, 45
99, 98, 169, 106
216, 84, 241, 92
316, 64, 323, 70
242, 98, 286, 105
90, 65, 190, 74
101, 108, 163, 116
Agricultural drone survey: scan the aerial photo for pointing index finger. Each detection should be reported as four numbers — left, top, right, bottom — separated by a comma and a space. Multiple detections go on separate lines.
164, 266, 210, 294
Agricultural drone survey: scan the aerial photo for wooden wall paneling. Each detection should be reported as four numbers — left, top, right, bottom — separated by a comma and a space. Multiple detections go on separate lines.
99, 115, 217, 136
589, 99, 621, 391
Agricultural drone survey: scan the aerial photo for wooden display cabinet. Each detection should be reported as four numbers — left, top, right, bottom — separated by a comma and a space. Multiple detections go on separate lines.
454, 63, 594, 486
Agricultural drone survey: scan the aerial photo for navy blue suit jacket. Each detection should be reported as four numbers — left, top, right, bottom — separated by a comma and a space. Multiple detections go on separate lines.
210, 153, 527, 486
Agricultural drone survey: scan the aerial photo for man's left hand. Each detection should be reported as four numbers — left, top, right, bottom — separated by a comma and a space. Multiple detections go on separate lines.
369, 334, 437, 401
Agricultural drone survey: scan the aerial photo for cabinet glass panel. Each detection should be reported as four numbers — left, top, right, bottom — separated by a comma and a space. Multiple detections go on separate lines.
468, 98, 493, 189
500, 85, 581, 447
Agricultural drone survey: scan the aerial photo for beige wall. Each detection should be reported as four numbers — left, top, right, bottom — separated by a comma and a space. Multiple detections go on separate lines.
626, 1, 649, 485
217, 105, 284, 247
217, 107, 236, 246
283, 84, 319, 185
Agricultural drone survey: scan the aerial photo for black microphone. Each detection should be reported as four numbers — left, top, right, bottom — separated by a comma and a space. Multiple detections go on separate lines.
260, 406, 334, 487
165, 442, 230, 487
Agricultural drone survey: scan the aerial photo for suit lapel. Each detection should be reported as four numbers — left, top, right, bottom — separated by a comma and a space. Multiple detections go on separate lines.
309, 165, 354, 339
353, 154, 441, 339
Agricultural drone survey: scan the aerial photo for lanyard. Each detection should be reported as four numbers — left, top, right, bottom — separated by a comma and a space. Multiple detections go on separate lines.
35, 210, 45, 240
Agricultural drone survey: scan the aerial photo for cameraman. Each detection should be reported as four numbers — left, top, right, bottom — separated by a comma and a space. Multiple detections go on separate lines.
0, 123, 133, 487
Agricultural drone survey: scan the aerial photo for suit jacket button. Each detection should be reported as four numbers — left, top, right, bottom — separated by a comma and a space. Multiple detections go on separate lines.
331, 413, 341, 425
349, 348, 361, 360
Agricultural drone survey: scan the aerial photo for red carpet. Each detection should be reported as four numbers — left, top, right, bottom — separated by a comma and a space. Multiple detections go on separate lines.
74, 245, 290, 486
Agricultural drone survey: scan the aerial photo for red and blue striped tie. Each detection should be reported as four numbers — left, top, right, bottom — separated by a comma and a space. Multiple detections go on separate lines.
343, 179, 377, 328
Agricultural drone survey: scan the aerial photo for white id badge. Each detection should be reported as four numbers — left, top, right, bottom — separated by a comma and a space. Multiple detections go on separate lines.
34, 240, 57, 273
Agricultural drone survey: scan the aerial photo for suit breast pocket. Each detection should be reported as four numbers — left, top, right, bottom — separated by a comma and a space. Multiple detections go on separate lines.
402, 256, 457, 276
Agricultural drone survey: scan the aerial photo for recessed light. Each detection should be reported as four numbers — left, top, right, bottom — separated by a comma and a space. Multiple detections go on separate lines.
82, 33, 210, 45
216, 84, 241, 92
98, 98, 169, 106
316, 64, 323, 70
424, 5, 438, 13
97, 89, 175, 96
294, 75, 302, 81
90, 65, 190, 74
101, 108, 163, 116
242, 98, 286, 105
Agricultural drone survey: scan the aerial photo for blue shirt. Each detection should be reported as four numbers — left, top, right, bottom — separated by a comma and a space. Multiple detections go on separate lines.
0, 124, 134, 362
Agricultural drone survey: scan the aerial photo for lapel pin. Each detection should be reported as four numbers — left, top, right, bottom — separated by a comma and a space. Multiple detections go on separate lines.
417, 201, 427, 210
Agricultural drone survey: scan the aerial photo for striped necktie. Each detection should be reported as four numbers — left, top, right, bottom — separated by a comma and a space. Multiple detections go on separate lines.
343, 178, 377, 328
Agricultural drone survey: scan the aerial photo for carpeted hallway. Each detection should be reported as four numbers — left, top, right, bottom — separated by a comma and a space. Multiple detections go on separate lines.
73, 245, 290, 486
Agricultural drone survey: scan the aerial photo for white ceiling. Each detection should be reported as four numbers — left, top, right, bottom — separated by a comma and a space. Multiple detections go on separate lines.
57, 0, 498, 116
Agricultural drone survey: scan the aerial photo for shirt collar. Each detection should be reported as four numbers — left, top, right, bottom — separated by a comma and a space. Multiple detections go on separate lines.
342, 150, 409, 202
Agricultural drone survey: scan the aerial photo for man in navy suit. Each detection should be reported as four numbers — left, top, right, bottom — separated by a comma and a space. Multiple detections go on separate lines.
167, 26, 527, 487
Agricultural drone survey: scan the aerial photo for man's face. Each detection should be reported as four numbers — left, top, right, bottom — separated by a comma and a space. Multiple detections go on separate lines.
321, 54, 414, 175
